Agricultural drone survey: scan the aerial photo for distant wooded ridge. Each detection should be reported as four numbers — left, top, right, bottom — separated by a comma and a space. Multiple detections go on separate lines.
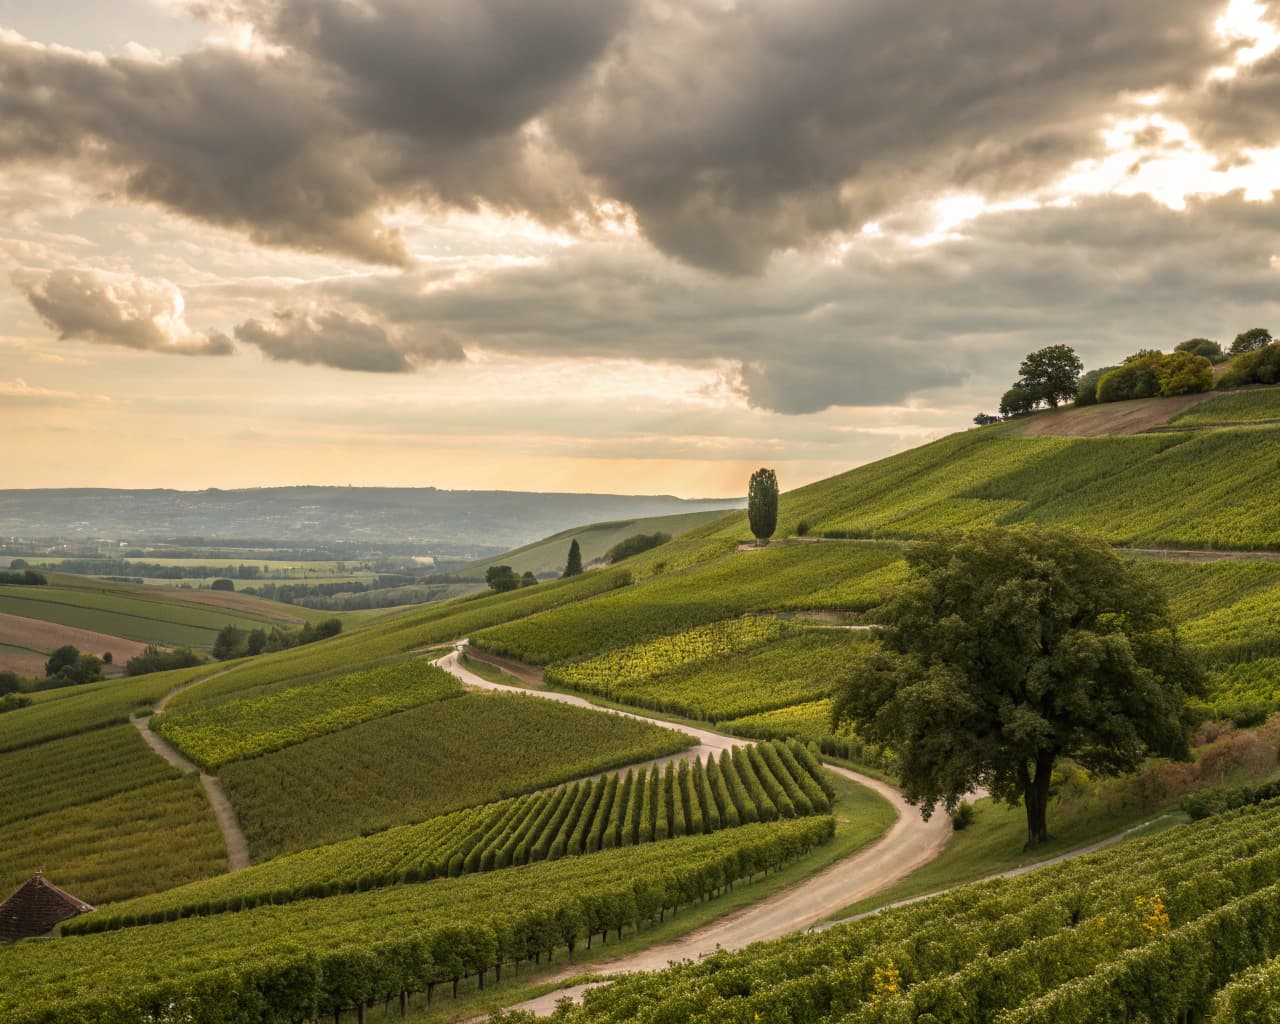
0, 487, 743, 555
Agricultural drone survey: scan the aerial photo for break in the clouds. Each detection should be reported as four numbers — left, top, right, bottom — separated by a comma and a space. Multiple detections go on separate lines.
0, 0, 1255, 272
3, 0, 1280, 492
14, 267, 232, 356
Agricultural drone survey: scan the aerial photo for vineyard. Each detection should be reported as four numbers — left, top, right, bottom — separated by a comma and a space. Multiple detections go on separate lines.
0, 661, 217, 753
548, 620, 874, 720
173, 566, 635, 705
0, 777, 226, 904
692, 424, 1280, 550
218, 692, 691, 859
0, 817, 834, 1023
537, 800, 1280, 1024
1, 724, 177, 827
1170, 387, 1280, 426
66, 740, 832, 934
472, 544, 899, 665
153, 660, 464, 768
0, 577, 290, 650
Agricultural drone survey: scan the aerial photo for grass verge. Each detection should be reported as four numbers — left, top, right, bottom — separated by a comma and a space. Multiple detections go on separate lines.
826, 795, 1189, 921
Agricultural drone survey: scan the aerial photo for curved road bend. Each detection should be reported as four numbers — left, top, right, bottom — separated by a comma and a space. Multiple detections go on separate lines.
436, 643, 952, 1018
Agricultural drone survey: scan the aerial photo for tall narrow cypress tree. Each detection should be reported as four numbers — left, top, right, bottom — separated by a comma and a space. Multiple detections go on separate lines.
747, 468, 779, 545
563, 538, 584, 577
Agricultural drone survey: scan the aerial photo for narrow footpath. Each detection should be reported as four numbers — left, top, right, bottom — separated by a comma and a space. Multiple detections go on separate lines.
130, 667, 252, 871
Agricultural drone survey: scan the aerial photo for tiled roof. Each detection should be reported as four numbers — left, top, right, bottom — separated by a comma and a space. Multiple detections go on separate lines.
0, 874, 95, 943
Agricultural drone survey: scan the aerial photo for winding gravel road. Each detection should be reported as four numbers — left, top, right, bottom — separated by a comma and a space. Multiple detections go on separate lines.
438, 642, 953, 1018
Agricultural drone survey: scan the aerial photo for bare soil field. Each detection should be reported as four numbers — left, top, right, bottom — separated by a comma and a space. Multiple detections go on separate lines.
1011, 391, 1219, 437
0, 611, 149, 669
0, 642, 46, 677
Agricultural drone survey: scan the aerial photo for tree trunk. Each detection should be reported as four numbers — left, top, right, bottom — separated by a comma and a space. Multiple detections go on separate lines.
1023, 751, 1055, 848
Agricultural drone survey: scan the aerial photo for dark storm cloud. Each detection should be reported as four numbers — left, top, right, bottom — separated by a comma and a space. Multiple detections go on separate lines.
233, 308, 465, 372
549, 0, 1229, 273
14, 267, 233, 355
308, 192, 1280, 413
0, 1, 1251, 271
0, 0, 627, 263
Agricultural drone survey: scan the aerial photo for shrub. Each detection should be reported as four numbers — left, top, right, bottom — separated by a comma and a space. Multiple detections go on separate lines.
1220, 342, 1280, 388
1156, 351, 1214, 397
210, 578, 235, 592
951, 801, 975, 831
605, 533, 671, 564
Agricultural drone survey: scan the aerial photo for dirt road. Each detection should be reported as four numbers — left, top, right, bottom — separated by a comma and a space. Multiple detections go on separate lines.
131, 666, 252, 871
437, 643, 953, 1019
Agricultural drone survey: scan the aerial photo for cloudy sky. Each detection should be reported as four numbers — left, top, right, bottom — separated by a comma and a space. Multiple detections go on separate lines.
2, 0, 1279, 496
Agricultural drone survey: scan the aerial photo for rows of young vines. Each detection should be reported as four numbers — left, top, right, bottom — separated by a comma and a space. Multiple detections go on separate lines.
0, 817, 835, 1023
68, 740, 832, 934
532, 800, 1280, 1024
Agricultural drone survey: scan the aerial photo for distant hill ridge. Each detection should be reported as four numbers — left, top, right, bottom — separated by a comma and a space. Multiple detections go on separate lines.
0, 487, 742, 554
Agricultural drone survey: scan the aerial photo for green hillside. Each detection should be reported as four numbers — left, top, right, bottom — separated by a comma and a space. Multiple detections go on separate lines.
459, 508, 736, 579
9, 386, 1280, 1023
694, 393, 1280, 550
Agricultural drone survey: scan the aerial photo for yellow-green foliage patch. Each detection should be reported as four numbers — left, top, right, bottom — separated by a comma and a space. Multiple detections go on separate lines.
154, 659, 463, 768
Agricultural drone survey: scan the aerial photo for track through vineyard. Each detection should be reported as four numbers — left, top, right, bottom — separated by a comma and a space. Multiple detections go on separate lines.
129, 667, 251, 870
438, 643, 952, 1018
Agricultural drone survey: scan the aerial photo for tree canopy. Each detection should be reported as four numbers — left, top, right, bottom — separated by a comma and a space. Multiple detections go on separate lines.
1231, 327, 1273, 355
1016, 344, 1083, 408
485, 565, 521, 592
832, 528, 1204, 847
1175, 337, 1226, 363
562, 540, 584, 578
747, 468, 778, 544
998, 385, 1036, 418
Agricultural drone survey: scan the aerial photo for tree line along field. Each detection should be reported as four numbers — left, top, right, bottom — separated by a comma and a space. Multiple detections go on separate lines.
536, 798, 1280, 1024
67, 739, 833, 934
216, 692, 692, 860
0, 817, 834, 1024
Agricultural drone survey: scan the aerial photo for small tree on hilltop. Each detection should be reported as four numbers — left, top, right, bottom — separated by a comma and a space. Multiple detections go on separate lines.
999, 385, 1035, 418
562, 540, 583, 578
1176, 338, 1226, 363
45, 645, 80, 678
520, 571, 538, 588
832, 528, 1204, 848
1231, 327, 1273, 356
485, 565, 521, 592
1017, 345, 1083, 409
747, 468, 778, 545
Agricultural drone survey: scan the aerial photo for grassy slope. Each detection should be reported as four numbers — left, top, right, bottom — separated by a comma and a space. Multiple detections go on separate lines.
459, 509, 736, 579
691, 388, 1280, 550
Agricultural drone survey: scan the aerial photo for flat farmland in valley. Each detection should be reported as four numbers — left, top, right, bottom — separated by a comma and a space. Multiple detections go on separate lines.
0, 611, 149, 673
0, 579, 285, 651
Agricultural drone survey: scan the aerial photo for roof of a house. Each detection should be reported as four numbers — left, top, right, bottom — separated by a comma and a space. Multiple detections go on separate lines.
0, 873, 95, 943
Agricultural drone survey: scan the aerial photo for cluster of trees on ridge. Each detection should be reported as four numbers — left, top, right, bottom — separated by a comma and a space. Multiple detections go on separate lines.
211, 618, 342, 660
483, 531, 678, 593
976, 326, 1275, 421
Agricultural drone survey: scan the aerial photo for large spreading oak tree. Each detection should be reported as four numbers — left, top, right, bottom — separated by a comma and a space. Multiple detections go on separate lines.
832, 528, 1204, 847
